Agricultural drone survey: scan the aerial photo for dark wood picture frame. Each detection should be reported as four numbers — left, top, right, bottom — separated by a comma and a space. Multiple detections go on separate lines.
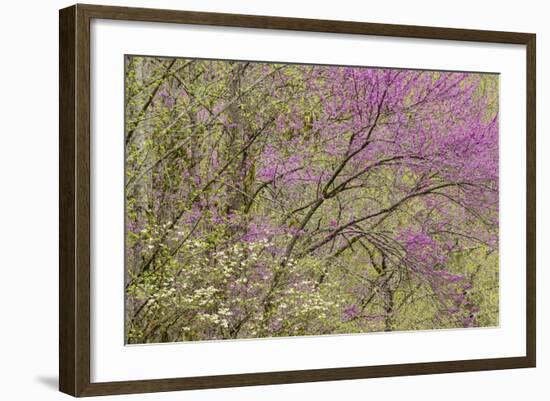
59, 3, 536, 397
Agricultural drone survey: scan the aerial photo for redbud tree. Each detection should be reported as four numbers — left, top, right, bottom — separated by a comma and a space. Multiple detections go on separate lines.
125, 56, 498, 343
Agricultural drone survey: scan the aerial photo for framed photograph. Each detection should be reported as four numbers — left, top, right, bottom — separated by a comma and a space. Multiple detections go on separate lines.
59, 4, 536, 397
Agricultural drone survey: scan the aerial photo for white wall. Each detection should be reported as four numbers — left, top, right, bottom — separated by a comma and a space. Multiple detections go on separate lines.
0, 1, 546, 400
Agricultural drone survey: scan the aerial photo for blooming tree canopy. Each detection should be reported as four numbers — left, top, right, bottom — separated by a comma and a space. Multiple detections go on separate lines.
125, 57, 499, 343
